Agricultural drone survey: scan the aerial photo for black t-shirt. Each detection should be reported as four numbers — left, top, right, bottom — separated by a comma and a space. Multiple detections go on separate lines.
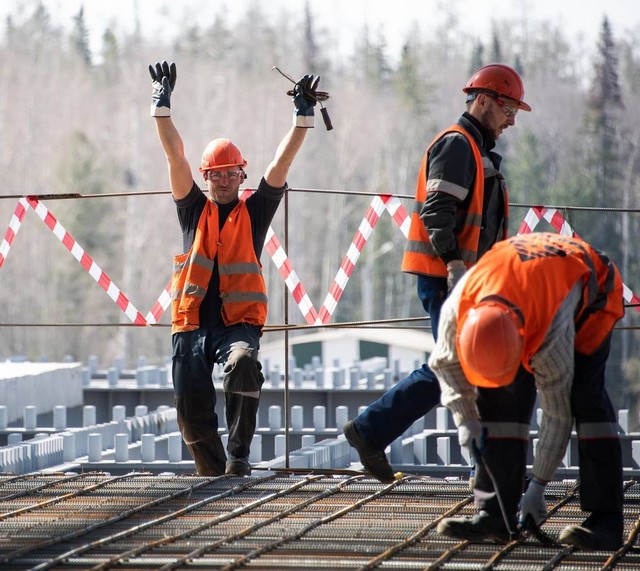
174, 178, 285, 326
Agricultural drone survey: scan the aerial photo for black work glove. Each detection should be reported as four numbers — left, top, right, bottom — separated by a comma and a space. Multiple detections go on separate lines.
149, 61, 177, 117
293, 74, 320, 128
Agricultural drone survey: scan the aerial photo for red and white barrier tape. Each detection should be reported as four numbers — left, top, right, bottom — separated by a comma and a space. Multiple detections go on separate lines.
4, 196, 635, 325
145, 192, 409, 325
145, 189, 321, 326
264, 226, 319, 324
145, 281, 171, 325
518, 206, 640, 311
25, 197, 147, 325
0, 198, 28, 270
316, 195, 390, 323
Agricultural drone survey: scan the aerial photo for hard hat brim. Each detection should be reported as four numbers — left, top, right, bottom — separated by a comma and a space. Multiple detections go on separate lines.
460, 360, 519, 388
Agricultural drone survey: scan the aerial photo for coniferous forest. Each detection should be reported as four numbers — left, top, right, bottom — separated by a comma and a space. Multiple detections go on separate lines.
1, 2, 640, 422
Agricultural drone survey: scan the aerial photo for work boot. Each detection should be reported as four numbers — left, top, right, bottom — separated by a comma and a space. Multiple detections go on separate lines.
437, 510, 514, 543
225, 456, 252, 476
343, 420, 395, 483
559, 512, 623, 550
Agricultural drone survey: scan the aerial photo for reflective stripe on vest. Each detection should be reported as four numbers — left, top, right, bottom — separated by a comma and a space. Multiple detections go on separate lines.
171, 200, 268, 333
401, 125, 508, 277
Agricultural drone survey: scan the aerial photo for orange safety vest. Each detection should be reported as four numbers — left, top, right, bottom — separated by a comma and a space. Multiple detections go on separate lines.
401, 124, 509, 277
171, 200, 268, 334
457, 233, 624, 367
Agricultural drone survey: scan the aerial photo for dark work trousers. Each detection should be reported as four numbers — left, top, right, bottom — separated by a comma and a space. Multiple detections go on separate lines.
474, 367, 537, 527
354, 275, 447, 450
172, 323, 264, 476
475, 334, 622, 524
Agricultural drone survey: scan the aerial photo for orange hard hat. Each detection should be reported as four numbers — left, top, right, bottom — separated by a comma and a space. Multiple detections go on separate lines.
199, 138, 247, 173
463, 63, 531, 112
456, 301, 525, 388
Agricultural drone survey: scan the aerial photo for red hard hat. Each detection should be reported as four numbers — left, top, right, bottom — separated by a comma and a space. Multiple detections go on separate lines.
456, 301, 524, 388
199, 138, 247, 172
463, 63, 531, 112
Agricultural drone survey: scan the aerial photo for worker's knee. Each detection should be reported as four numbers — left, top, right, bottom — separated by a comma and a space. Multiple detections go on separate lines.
223, 349, 264, 394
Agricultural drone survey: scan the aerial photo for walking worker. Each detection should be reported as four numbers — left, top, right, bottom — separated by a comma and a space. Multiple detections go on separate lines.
432, 232, 625, 550
344, 63, 531, 483
149, 61, 320, 476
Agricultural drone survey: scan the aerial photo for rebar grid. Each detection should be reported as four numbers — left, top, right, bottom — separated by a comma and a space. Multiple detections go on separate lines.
0, 473, 638, 570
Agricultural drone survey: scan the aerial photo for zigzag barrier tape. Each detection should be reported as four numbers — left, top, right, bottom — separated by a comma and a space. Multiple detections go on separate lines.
0, 198, 28, 270
145, 282, 171, 325
316, 194, 408, 324
22, 197, 147, 325
2, 195, 637, 324
146, 192, 409, 326
518, 205, 640, 312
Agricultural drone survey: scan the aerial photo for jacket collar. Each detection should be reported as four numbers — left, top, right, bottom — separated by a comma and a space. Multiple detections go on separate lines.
459, 112, 496, 152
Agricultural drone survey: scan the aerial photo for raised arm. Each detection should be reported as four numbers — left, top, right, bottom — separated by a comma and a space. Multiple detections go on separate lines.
149, 61, 193, 200
264, 74, 320, 188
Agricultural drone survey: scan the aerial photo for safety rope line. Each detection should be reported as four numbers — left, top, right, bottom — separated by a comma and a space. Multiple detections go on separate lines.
4, 189, 640, 213
3, 317, 640, 330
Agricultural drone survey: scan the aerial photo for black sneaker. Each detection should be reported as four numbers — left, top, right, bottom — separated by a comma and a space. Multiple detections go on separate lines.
437, 510, 514, 543
343, 420, 395, 483
225, 456, 252, 476
559, 512, 623, 550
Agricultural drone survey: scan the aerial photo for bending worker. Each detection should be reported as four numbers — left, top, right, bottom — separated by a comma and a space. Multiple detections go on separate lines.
149, 61, 320, 476
344, 63, 531, 483
431, 232, 624, 551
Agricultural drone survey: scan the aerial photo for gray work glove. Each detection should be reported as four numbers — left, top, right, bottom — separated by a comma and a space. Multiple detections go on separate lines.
446, 260, 466, 292
293, 74, 320, 128
149, 61, 177, 117
518, 478, 548, 526
457, 420, 484, 455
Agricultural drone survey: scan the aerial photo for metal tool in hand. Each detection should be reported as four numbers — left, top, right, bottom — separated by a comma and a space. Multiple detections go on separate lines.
472, 429, 516, 541
272, 66, 333, 131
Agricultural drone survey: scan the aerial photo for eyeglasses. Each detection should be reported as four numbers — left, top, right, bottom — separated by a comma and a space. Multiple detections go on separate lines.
207, 170, 244, 181
488, 94, 519, 118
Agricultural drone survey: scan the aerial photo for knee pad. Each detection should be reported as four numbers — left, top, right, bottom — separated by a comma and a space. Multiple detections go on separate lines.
223, 349, 264, 394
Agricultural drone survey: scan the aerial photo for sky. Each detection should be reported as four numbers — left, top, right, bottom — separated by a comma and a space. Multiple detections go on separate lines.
1, 0, 638, 63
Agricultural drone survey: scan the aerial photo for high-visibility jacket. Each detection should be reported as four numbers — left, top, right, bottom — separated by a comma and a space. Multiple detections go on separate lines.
458, 233, 624, 366
171, 200, 268, 333
401, 124, 509, 277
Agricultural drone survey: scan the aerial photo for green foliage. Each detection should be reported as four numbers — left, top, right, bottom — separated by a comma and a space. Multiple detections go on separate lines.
469, 41, 484, 74
394, 40, 431, 116
502, 129, 547, 205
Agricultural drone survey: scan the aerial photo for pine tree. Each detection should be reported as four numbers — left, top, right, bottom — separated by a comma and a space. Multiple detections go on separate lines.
586, 17, 624, 207
71, 7, 91, 66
